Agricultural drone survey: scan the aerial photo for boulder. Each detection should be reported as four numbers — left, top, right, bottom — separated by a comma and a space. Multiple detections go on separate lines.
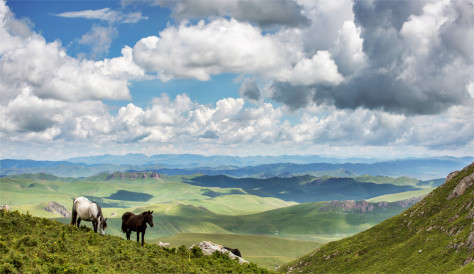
189, 241, 248, 264
157, 242, 170, 248
0, 205, 10, 211
43, 201, 71, 217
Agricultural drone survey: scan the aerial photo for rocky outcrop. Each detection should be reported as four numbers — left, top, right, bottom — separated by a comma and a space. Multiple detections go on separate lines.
0, 205, 10, 211
320, 198, 421, 213
151, 172, 161, 179
189, 241, 248, 264
157, 242, 170, 248
106, 171, 162, 180
43, 201, 71, 218
397, 197, 423, 208
447, 169, 474, 200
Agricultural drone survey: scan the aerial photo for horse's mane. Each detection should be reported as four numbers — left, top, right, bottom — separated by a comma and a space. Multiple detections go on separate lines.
92, 202, 103, 217
92, 202, 107, 228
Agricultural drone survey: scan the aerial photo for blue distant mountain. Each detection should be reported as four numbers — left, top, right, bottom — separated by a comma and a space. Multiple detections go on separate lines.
66, 153, 379, 167
1, 155, 472, 179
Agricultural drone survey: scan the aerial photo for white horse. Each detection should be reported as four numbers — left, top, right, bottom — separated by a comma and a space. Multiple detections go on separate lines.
70, 197, 108, 235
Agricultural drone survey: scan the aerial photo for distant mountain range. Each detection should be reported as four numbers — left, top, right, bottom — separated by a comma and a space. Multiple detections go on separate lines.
66, 153, 380, 167
1, 155, 472, 179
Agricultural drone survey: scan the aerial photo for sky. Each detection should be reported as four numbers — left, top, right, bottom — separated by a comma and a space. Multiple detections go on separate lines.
0, 0, 473, 161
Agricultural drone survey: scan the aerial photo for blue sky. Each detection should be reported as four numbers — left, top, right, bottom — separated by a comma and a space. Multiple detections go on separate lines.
1, 0, 473, 160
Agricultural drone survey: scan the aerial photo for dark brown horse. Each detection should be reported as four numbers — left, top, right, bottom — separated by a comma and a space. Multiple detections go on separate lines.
121, 211, 154, 246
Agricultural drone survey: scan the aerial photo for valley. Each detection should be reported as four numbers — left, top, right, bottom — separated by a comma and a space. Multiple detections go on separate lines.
0, 168, 438, 269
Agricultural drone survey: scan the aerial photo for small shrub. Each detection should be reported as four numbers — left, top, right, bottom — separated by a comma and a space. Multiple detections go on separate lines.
190, 246, 204, 258
1, 262, 17, 273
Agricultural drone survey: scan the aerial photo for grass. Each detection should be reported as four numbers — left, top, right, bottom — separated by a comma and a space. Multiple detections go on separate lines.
0, 176, 296, 215
0, 210, 269, 273
367, 188, 434, 202
279, 163, 474, 273
1, 172, 440, 272
176, 194, 298, 215
160, 233, 321, 270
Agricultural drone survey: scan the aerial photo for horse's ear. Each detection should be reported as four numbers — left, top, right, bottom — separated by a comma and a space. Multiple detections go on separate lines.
105, 218, 108, 221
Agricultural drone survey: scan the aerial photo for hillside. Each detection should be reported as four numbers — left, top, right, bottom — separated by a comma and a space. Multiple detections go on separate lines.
185, 174, 430, 203
280, 162, 474, 273
0, 210, 269, 273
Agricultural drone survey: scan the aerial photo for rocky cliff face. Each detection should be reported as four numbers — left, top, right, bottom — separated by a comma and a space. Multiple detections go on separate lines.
43, 201, 71, 218
105, 171, 161, 180
320, 197, 422, 213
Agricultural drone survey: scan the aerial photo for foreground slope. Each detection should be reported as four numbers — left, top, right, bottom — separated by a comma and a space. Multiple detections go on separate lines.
280, 162, 474, 273
0, 210, 268, 273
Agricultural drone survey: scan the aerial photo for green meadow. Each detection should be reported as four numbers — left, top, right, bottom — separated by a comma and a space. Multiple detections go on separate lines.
0, 173, 432, 270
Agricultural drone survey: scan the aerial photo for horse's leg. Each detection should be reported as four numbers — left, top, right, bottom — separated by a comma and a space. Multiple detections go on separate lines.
136, 231, 140, 244
70, 209, 77, 226
92, 220, 98, 233
126, 229, 131, 240
77, 218, 81, 228
141, 230, 145, 246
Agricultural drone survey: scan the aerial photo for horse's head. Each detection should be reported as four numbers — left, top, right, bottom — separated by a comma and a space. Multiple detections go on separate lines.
99, 216, 108, 235
146, 211, 154, 227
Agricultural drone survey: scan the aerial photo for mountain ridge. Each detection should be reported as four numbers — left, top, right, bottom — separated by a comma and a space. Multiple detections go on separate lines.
2, 156, 472, 179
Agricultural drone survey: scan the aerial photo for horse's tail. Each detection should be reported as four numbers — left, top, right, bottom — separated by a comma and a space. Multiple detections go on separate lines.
70, 198, 77, 226
121, 221, 127, 233
121, 212, 131, 233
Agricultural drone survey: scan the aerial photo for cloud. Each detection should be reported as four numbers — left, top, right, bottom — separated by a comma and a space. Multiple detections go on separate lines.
79, 25, 118, 58
2, 0, 473, 159
133, 0, 309, 27
132, 17, 344, 87
0, 1, 147, 103
238, 78, 261, 103
133, 18, 295, 81
54, 7, 147, 24
298, 0, 354, 53
267, 0, 474, 115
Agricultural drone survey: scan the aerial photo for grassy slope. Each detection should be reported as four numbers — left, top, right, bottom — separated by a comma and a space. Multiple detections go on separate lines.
212, 201, 414, 236
176, 194, 298, 215
367, 188, 434, 202
0, 210, 269, 273
280, 163, 474, 273
160, 233, 320, 270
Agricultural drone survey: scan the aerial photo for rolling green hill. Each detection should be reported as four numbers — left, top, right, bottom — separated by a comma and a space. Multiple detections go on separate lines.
185, 174, 429, 202
0, 175, 296, 216
210, 198, 421, 237
280, 162, 474, 273
2, 172, 428, 241
0, 210, 268, 273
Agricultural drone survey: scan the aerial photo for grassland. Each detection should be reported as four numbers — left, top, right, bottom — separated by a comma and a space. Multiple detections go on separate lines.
1, 172, 436, 271
367, 188, 434, 202
0, 210, 269, 273
0, 175, 296, 216
279, 163, 474, 273
160, 233, 320, 270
